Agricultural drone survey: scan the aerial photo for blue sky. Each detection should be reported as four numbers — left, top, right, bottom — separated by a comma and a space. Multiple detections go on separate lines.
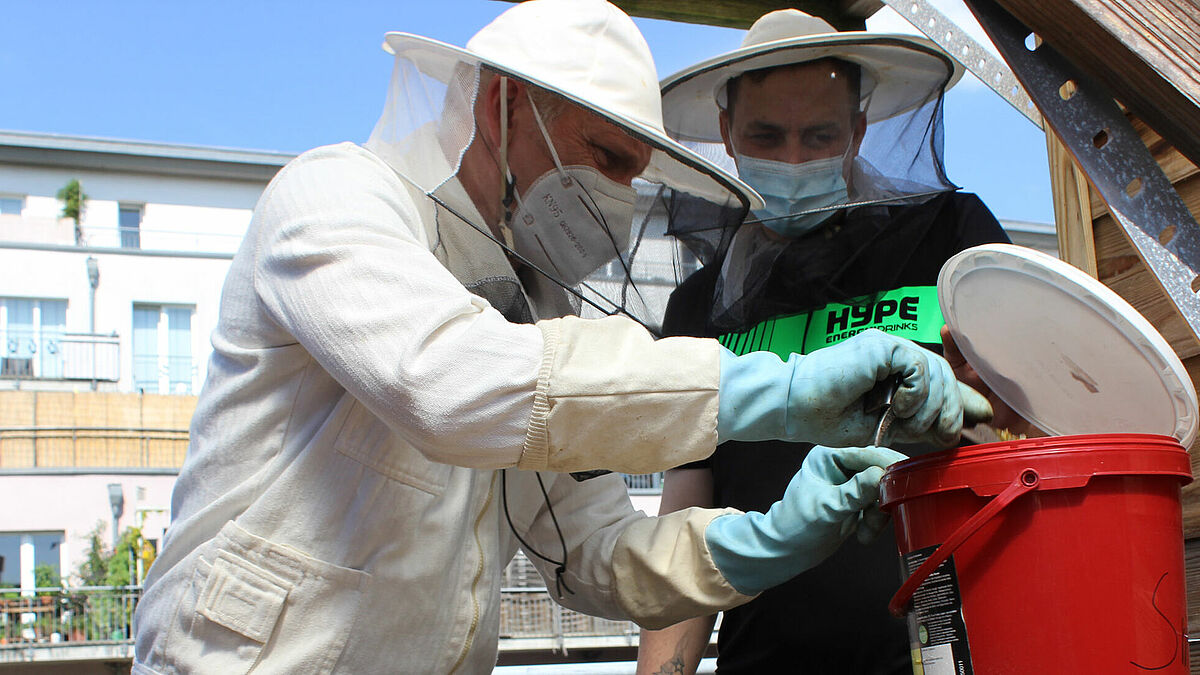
0, 0, 1052, 224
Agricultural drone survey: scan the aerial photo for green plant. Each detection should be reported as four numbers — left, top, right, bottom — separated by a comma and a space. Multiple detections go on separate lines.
34, 563, 59, 589
55, 178, 88, 245
71, 522, 146, 640
75, 521, 140, 587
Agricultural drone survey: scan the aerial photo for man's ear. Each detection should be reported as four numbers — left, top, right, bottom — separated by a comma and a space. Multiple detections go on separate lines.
479, 74, 524, 150
841, 112, 869, 182
718, 109, 736, 158
850, 111, 867, 156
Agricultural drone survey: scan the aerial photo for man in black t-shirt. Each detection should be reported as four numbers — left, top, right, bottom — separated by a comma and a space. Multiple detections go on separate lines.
638, 10, 1023, 675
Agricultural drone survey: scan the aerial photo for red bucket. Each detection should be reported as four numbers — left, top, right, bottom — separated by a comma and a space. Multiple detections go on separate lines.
880, 433, 1193, 674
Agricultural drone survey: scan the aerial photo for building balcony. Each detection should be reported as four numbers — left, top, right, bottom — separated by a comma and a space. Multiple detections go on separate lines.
0, 585, 139, 650
0, 214, 245, 257
1, 332, 201, 396
0, 427, 187, 471
0, 391, 195, 472
1, 332, 119, 384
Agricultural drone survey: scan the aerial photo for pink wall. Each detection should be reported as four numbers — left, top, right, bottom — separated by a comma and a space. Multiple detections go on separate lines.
0, 473, 176, 584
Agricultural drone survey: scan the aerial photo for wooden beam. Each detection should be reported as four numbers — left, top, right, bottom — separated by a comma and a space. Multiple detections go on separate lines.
992, 0, 1200, 167
1045, 130, 1097, 278
495, 1, 881, 30
610, 1, 875, 30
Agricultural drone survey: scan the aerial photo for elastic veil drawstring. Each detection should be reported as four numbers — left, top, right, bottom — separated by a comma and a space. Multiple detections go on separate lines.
496, 80, 568, 243
525, 92, 568, 181
501, 468, 574, 599
497, 76, 517, 249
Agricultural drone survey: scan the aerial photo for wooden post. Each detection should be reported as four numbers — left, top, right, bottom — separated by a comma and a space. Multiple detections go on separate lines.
1045, 130, 1096, 277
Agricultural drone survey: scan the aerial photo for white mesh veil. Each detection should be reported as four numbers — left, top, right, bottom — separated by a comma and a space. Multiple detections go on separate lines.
364, 24, 757, 334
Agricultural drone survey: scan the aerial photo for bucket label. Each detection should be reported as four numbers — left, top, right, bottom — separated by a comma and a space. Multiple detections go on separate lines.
901, 545, 974, 675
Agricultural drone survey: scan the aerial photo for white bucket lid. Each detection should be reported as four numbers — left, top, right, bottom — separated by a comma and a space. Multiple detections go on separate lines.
939, 243, 1198, 447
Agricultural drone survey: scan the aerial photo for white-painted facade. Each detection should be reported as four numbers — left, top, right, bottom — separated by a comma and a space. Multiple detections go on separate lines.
0, 131, 289, 396
0, 473, 173, 586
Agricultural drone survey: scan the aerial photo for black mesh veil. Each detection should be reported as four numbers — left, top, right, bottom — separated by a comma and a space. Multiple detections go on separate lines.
659, 42, 960, 330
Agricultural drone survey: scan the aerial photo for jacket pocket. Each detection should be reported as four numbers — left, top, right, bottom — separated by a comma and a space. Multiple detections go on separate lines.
162, 522, 370, 674
198, 552, 290, 645
333, 398, 450, 495
165, 553, 287, 675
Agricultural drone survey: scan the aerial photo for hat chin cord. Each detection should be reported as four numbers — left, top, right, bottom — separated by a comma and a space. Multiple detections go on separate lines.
497, 76, 517, 250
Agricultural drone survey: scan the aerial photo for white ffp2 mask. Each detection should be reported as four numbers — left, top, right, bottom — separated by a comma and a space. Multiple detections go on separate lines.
500, 90, 637, 286
509, 165, 635, 286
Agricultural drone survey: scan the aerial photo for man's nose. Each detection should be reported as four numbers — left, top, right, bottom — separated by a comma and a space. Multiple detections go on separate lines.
781, 140, 814, 165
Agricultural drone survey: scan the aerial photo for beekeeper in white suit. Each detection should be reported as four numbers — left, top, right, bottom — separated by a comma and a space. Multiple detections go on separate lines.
132, 1, 990, 672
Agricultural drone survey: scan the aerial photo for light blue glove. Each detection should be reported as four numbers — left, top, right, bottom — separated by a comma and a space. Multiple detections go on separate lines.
717, 328, 992, 448
705, 445, 907, 596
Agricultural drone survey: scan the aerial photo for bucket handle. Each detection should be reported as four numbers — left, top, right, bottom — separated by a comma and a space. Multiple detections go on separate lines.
888, 467, 1040, 618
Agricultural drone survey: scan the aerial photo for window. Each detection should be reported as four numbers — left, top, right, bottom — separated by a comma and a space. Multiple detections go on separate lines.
133, 304, 194, 394
0, 195, 22, 216
119, 204, 142, 249
0, 532, 62, 589
0, 298, 67, 378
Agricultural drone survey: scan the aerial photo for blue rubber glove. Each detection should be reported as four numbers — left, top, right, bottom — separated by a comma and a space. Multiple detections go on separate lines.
705, 445, 907, 596
717, 328, 992, 448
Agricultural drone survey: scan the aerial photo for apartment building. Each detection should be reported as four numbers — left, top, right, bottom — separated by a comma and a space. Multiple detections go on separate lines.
0, 130, 289, 594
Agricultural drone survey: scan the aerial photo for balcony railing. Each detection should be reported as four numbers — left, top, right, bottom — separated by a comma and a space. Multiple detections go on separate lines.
132, 354, 196, 395
0, 584, 641, 656
0, 586, 139, 647
0, 427, 188, 470
622, 472, 664, 494
1, 331, 119, 382
82, 224, 245, 255
61, 333, 121, 381
500, 588, 637, 646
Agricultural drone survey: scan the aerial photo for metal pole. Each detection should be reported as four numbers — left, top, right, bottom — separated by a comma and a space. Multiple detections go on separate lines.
107, 483, 124, 551
86, 257, 99, 390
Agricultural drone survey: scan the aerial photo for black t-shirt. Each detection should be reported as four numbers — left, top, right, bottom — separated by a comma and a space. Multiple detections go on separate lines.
661, 192, 1009, 674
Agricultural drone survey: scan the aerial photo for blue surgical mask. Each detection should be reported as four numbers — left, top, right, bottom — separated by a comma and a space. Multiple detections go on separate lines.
734, 151, 850, 237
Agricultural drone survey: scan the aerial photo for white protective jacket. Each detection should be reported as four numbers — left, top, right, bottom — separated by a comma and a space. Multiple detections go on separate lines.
132, 143, 751, 674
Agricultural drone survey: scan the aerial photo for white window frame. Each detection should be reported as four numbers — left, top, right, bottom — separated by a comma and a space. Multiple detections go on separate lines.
132, 303, 196, 394
0, 297, 68, 379
0, 531, 65, 592
119, 202, 144, 249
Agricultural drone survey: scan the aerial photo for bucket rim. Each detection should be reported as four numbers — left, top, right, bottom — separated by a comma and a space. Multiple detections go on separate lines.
890, 432, 1184, 470
880, 432, 1192, 508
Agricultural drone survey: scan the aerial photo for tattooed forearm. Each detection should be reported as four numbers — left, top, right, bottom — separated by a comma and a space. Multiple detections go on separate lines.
651, 656, 686, 675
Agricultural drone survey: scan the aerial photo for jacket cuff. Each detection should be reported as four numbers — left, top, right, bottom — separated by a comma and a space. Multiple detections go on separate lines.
520, 315, 720, 475
611, 507, 756, 629
517, 319, 558, 470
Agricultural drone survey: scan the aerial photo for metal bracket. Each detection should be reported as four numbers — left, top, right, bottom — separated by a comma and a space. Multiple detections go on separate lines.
964, 0, 1200, 339
881, 0, 1041, 128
